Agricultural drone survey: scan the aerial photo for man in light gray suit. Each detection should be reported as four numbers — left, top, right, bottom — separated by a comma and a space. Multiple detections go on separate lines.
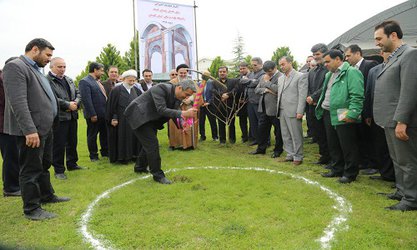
2, 38, 70, 220
277, 56, 308, 165
373, 20, 417, 211
249, 61, 283, 158
125, 80, 197, 184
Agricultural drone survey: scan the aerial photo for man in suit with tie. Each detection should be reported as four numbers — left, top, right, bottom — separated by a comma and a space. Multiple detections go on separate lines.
345, 44, 378, 174
3, 38, 70, 220
249, 61, 283, 158
276, 57, 308, 165
373, 20, 417, 211
124, 80, 197, 184
79, 62, 108, 161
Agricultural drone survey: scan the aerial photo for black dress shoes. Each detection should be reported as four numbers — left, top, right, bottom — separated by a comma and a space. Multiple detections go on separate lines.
387, 193, 402, 201
68, 165, 85, 171
271, 152, 281, 158
248, 141, 258, 146
249, 150, 265, 155
3, 190, 21, 197
361, 168, 379, 175
321, 172, 342, 178
155, 177, 172, 184
385, 202, 417, 211
25, 208, 57, 220
42, 195, 71, 204
55, 173, 67, 180
338, 176, 355, 184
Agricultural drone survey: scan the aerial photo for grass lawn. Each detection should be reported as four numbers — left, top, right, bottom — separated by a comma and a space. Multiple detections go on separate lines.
1, 117, 417, 249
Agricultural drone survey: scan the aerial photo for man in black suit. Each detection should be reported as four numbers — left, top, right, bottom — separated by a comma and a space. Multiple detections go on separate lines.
47, 57, 83, 180
79, 62, 108, 161
345, 44, 378, 174
306, 43, 330, 165
124, 80, 197, 184
3, 38, 70, 220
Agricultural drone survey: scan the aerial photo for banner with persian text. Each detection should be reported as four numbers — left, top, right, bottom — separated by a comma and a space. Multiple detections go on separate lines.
136, 0, 197, 80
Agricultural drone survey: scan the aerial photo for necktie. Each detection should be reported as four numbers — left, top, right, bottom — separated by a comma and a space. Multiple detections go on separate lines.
96, 80, 107, 100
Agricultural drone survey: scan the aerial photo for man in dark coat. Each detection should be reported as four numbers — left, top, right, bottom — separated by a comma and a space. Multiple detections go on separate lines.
0, 60, 20, 197
3, 38, 70, 220
106, 70, 142, 164
102, 66, 119, 97
124, 80, 197, 184
47, 57, 83, 180
345, 44, 379, 174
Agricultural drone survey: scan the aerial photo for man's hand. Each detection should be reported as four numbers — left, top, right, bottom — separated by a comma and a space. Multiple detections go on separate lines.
306, 96, 313, 105
221, 93, 229, 101
182, 108, 197, 118
264, 88, 275, 95
111, 119, 118, 127
296, 113, 303, 120
91, 116, 98, 123
68, 102, 78, 111
202, 102, 209, 107
342, 117, 355, 123
395, 122, 409, 141
365, 118, 372, 127
26, 133, 40, 148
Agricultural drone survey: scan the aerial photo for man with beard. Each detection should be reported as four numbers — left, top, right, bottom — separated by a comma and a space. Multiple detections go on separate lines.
3, 38, 70, 220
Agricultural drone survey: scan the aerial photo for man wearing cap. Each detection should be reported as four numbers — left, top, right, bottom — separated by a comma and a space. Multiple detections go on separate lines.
106, 70, 142, 164
125, 80, 197, 184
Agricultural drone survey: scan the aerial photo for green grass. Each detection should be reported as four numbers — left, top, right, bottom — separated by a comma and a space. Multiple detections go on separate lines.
1, 118, 417, 249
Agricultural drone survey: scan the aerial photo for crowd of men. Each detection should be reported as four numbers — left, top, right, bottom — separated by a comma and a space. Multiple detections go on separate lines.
1, 20, 417, 221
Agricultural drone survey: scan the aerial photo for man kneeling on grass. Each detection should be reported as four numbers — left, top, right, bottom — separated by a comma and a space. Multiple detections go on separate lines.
124, 79, 197, 184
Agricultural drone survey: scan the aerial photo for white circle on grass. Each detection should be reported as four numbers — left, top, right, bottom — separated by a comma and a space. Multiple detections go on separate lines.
80, 166, 352, 249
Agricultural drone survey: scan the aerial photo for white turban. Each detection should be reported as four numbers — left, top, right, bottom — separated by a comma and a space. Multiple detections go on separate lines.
121, 69, 137, 79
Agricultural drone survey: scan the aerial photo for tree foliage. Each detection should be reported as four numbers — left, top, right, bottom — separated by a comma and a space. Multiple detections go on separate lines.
230, 32, 245, 77
208, 56, 225, 78
123, 35, 140, 71
96, 43, 128, 80
271, 46, 299, 71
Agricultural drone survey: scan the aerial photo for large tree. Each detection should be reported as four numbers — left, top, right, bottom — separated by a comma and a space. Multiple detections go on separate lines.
208, 56, 225, 78
271, 46, 299, 71
96, 43, 128, 79
123, 34, 140, 71
231, 32, 245, 77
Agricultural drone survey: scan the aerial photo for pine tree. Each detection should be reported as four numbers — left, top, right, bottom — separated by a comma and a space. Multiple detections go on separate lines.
123, 35, 140, 71
208, 56, 225, 78
271, 46, 299, 71
96, 43, 128, 80
231, 32, 245, 77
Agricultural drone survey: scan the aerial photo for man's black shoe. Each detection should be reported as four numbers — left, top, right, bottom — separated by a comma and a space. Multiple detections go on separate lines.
68, 165, 85, 171
323, 164, 333, 170
321, 172, 342, 178
42, 195, 71, 204
248, 141, 258, 146
385, 202, 417, 211
54, 173, 67, 180
361, 168, 378, 175
387, 193, 402, 201
242, 138, 248, 143
271, 152, 282, 158
155, 177, 172, 184
369, 175, 383, 180
199, 136, 206, 142
338, 176, 355, 184
249, 150, 265, 155
3, 190, 21, 197
25, 208, 57, 220
213, 137, 219, 141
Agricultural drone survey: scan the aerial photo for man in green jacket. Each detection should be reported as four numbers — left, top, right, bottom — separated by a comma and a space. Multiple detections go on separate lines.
316, 49, 364, 183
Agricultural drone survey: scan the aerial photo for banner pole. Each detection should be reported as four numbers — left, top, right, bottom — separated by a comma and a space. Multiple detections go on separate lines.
133, 0, 139, 72
193, 0, 200, 81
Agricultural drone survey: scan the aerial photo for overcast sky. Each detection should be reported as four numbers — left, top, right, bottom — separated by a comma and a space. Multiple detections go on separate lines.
0, 0, 406, 77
